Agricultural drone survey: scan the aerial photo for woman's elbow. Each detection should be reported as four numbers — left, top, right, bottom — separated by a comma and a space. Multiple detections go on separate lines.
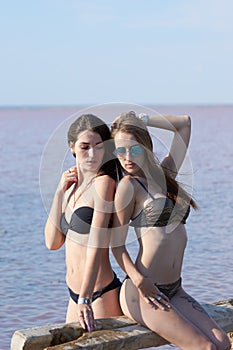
45, 240, 63, 250
184, 115, 191, 128
44, 231, 64, 250
44, 236, 56, 250
45, 241, 58, 250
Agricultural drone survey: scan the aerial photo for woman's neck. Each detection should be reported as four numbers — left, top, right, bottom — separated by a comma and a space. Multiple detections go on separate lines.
77, 168, 98, 187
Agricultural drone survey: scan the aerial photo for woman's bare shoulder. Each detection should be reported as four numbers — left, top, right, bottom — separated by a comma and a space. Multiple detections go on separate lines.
94, 175, 116, 201
95, 174, 116, 186
115, 176, 136, 202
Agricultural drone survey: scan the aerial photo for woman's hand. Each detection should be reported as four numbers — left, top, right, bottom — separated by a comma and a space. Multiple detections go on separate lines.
77, 303, 96, 332
111, 114, 121, 129
135, 276, 171, 310
58, 166, 78, 193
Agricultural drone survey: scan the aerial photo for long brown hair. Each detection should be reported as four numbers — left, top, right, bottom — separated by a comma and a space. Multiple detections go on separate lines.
111, 111, 197, 209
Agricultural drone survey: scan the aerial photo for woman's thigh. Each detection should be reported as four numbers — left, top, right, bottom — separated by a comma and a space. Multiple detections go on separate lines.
120, 279, 216, 350
92, 287, 123, 318
66, 288, 123, 323
170, 288, 230, 350
66, 297, 78, 323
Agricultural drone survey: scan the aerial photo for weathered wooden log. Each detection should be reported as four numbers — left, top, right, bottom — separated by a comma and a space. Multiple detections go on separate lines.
11, 299, 233, 350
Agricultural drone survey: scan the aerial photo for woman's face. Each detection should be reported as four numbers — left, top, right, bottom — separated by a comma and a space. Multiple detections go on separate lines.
114, 131, 145, 176
71, 130, 105, 173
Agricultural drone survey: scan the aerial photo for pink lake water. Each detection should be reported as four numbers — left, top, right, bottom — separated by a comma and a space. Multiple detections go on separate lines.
0, 105, 232, 350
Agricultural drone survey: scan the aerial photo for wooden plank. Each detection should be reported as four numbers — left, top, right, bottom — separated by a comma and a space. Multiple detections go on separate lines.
11, 299, 233, 350
44, 324, 168, 350
203, 299, 233, 332
10, 317, 137, 350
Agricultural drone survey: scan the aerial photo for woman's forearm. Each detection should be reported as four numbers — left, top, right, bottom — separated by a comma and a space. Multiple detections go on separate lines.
112, 246, 143, 287
146, 113, 191, 132
141, 113, 191, 173
78, 247, 101, 299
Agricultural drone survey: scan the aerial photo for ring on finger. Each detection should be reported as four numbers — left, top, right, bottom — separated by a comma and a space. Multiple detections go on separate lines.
158, 292, 163, 297
150, 297, 157, 303
156, 295, 162, 302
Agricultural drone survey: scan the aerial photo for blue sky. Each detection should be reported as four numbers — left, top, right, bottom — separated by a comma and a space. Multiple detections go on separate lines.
1, 0, 233, 106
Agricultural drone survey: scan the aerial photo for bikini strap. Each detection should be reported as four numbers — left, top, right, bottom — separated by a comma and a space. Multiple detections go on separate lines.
133, 178, 155, 200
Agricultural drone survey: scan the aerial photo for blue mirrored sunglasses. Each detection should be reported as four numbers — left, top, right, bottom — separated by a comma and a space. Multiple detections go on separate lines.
114, 145, 143, 157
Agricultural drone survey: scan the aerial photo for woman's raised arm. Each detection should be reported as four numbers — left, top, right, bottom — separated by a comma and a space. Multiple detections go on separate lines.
44, 167, 77, 250
142, 113, 191, 176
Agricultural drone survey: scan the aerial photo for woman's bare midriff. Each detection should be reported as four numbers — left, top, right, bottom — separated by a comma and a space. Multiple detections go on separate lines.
135, 223, 187, 284
65, 238, 114, 293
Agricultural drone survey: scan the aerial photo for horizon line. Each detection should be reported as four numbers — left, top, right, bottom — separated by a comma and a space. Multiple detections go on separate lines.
0, 102, 233, 109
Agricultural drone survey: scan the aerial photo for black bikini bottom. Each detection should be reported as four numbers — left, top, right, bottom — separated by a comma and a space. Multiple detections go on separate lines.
68, 271, 122, 304
124, 276, 182, 300
156, 278, 182, 299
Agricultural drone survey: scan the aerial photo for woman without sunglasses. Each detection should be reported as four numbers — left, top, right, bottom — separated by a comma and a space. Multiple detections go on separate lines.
44, 114, 123, 332
111, 112, 230, 350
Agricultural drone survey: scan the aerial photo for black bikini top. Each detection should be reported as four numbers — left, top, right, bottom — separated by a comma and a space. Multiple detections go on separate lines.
130, 178, 190, 228
60, 206, 94, 235
60, 206, 113, 235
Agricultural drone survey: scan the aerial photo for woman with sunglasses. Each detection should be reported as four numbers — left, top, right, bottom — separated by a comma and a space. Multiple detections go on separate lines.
45, 114, 123, 333
111, 112, 230, 350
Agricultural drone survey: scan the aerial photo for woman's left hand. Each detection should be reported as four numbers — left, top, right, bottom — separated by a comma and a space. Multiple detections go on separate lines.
77, 304, 96, 332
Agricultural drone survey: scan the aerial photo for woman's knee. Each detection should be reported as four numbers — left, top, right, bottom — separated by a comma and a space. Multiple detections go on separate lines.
190, 330, 230, 350
213, 327, 231, 350
217, 334, 231, 350
205, 332, 231, 350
